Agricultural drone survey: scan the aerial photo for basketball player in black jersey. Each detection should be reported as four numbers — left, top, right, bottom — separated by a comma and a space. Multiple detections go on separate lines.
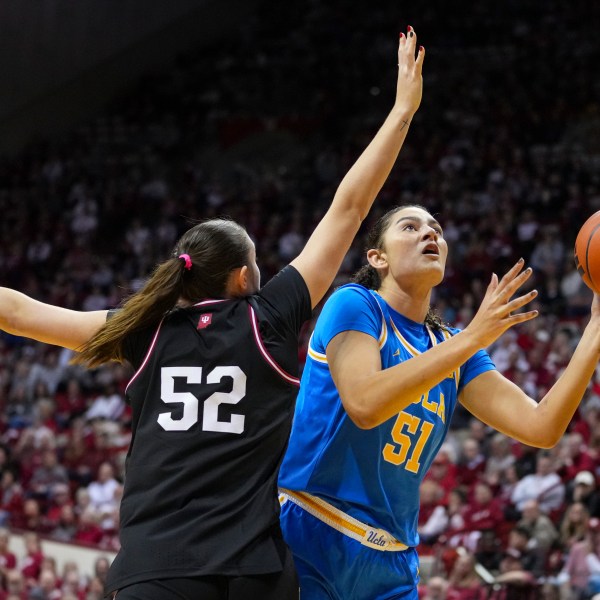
0, 30, 424, 600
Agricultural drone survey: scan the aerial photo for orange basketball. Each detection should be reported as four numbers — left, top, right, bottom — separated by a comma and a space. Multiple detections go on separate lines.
574, 210, 600, 294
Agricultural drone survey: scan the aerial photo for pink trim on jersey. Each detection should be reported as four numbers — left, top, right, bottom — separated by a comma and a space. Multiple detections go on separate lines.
192, 299, 229, 307
248, 305, 300, 386
125, 317, 165, 395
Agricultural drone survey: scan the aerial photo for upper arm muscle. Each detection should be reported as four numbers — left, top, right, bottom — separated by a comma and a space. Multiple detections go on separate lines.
291, 208, 361, 308
326, 329, 382, 420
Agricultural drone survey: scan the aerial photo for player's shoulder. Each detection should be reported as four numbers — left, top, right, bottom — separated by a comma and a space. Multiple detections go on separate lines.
327, 282, 379, 306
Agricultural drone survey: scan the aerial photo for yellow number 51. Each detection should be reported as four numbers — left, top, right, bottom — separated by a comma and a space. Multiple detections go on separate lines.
382, 411, 434, 473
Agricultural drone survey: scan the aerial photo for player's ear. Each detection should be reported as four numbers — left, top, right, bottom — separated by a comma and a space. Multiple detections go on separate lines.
367, 248, 387, 269
225, 266, 249, 297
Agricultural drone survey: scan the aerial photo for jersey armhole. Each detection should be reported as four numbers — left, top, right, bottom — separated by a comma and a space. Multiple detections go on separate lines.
248, 305, 300, 386
124, 318, 165, 395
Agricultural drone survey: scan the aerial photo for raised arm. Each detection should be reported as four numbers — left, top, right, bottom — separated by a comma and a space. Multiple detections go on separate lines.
461, 294, 600, 448
0, 288, 107, 351
291, 27, 424, 308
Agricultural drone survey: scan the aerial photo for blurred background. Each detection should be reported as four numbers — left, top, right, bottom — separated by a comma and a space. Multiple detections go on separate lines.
0, 1, 600, 598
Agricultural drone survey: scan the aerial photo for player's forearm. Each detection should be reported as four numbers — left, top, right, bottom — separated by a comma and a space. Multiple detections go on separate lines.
533, 318, 600, 446
345, 329, 482, 428
330, 107, 415, 222
0, 287, 30, 335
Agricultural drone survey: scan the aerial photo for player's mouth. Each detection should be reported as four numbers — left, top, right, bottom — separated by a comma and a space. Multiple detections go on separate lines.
422, 243, 439, 256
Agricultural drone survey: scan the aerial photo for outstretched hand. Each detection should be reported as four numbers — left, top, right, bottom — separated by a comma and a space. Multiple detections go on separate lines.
395, 26, 425, 116
464, 259, 539, 349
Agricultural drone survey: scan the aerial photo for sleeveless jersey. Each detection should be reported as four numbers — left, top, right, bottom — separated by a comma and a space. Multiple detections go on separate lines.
106, 266, 311, 593
278, 283, 495, 547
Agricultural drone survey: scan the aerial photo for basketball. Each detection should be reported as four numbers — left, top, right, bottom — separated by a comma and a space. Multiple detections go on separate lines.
574, 210, 600, 294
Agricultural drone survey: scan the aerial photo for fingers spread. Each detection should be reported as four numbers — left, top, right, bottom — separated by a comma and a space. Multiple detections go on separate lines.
505, 310, 539, 325
506, 290, 538, 314
399, 26, 418, 68
415, 45, 425, 73
406, 25, 417, 54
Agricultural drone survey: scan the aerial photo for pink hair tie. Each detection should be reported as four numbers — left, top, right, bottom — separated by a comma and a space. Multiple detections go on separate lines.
178, 253, 192, 270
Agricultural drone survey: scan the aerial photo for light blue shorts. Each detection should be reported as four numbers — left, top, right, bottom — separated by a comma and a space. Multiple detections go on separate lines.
280, 498, 419, 600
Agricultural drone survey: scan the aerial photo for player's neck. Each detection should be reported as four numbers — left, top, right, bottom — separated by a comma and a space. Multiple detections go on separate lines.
376, 284, 431, 323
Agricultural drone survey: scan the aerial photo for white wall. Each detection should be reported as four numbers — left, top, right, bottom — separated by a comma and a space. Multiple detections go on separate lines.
9, 530, 116, 578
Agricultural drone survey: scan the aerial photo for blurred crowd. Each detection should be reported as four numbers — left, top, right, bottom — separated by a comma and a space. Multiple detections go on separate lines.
1, 0, 600, 597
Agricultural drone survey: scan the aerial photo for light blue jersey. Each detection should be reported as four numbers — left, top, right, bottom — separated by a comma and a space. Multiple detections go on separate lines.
279, 283, 495, 548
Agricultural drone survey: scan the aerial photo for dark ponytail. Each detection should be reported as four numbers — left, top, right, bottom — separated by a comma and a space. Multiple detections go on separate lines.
74, 219, 251, 368
350, 206, 448, 333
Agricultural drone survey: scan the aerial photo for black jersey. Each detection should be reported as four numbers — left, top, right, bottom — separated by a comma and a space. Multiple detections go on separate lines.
106, 266, 311, 593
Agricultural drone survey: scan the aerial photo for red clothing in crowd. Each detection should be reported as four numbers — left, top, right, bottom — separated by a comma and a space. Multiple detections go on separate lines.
0, 550, 16, 569
20, 550, 44, 580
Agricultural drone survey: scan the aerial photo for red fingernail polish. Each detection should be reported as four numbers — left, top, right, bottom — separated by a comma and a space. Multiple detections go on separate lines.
408, 25, 414, 31
420, 45, 424, 51
400, 32, 405, 38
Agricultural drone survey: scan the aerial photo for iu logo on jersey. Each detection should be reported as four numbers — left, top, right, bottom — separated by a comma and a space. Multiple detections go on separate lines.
197, 313, 213, 329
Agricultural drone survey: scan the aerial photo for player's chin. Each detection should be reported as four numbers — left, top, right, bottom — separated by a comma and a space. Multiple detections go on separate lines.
423, 263, 445, 287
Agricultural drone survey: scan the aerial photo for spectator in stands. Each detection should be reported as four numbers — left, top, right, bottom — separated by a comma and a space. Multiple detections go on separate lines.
92, 557, 110, 587
19, 532, 44, 588
60, 563, 86, 599
0, 471, 23, 527
84, 576, 105, 600
513, 443, 539, 480
86, 463, 119, 516
443, 489, 470, 547
49, 504, 78, 543
559, 502, 591, 551
74, 508, 103, 546
504, 526, 546, 581
419, 576, 449, 600
529, 226, 564, 278
0, 528, 16, 574
28, 450, 69, 501
73, 487, 91, 521
1, 568, 26, 600
569, 470, 600, 519
560, 517, 600, 599
455, 482, 504, 552
84, 384, 124, 423
491, 548, 538, 599
10, 498, 50, 534
418, 480, 448, 546
424, 449, 458, 501
44, 483, 73, 531
556, 433, 595, 483
516, 499, 559, 556
456, 437, 486, 491
484, 433, 516, 488
446, 552, 487, 600
474, 529, 504, 574
62, 418, 94, 486
54, 379, 88, 429
28, 568, 61, 600
511, 453, 565, 516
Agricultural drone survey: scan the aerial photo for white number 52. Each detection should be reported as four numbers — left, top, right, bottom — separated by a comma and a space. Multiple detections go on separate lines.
158, 366, 247, 434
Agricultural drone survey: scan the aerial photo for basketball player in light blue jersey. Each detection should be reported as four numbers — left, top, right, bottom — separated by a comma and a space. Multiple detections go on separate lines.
279, 203, 600, 599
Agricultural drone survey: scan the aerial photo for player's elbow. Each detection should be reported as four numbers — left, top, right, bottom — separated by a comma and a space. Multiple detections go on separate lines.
341, 395, 381, 430
518, 430, 561, 450
534, 434, 562, 450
